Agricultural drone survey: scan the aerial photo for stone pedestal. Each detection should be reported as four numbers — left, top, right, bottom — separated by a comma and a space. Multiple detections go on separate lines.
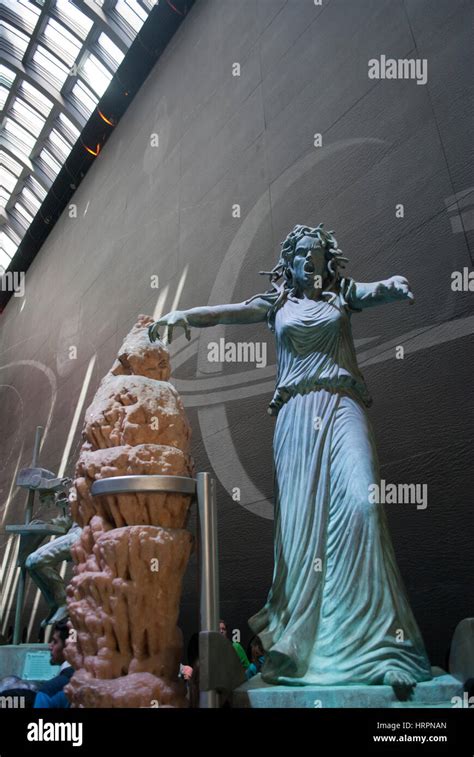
232, 667, 463, 708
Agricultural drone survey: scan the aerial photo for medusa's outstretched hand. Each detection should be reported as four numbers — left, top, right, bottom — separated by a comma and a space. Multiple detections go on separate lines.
383, 275, 415, 303
148, 310, 191, 344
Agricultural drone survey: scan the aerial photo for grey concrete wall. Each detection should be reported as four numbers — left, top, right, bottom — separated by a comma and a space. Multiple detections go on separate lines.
0, 0, 472, 667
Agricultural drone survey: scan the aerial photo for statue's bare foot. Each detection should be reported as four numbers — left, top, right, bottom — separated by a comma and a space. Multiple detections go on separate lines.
384, 670, 416, 700
40, 607, 57, 629
41, 604, 68, 628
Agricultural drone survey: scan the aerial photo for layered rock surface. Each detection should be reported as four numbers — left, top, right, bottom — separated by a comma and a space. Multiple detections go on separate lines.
65, 315, 194, 708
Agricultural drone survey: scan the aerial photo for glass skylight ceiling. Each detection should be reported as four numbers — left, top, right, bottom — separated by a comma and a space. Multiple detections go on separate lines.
0, 0, 154, 273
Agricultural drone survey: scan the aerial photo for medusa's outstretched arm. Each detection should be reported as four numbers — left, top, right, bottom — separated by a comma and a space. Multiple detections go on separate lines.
148, 296, 272, 343
343, 275, 414, 310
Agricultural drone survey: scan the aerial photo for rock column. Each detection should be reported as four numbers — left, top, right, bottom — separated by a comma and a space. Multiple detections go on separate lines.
65, 315, 194, 707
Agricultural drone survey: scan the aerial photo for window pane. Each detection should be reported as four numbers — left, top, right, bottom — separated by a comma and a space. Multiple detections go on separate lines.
0, 166, 18, 193
21, 187, 41, 213
0, 249, 14, 271
0, 64, 16, 88
0, 86, 8, 109
71, 80, 98, 116
115, 0, 147, 33
15, 202, 35, 225
42, 18, 82, 68
55, 0, 94, 39
4, 117, 36, 153
28, 175, 47, 201
49, 129, 72, 160
32, 45, 70, 89
2, 21, 29, 59
0, 187, 11, 208
20, 80, 54, 117
0, 150, 22, 177
98, 33, 125, 69
17, 0, 41, 26
11, 97, 46, 137
58, 113, 81, 143
0, 232, 17, 258
39, 148, 62, 176
80, 54, 113, 96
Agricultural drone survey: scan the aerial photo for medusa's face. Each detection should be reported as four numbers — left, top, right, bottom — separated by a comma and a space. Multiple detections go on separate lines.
289, 236, 327, 293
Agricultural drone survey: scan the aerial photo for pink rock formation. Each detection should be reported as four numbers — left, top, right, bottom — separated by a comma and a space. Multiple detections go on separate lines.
110, 316, 171, 381
71, 444, 194, 529
82, 375, 191, 449
65, 315, 194, 708
66, 670, 183, 708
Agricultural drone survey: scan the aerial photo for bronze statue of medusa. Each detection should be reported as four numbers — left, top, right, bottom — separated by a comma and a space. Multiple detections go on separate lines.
149, 224, 429, 696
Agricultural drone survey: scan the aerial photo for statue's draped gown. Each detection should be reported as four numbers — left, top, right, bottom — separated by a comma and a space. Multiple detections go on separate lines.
249, 278, 432, 685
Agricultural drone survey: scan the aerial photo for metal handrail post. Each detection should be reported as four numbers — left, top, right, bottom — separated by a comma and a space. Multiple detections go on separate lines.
196, 472, 219, 708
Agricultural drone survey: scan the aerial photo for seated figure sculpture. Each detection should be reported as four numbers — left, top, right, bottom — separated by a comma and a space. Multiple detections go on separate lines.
24, 476, 81, 628
149, 224, 433, 698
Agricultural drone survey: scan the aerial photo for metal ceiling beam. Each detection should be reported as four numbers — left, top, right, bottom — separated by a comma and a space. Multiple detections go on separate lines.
22, 0, 53, 67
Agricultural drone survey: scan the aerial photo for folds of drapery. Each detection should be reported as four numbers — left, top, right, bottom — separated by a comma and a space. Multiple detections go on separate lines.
249, 388, 432, 686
